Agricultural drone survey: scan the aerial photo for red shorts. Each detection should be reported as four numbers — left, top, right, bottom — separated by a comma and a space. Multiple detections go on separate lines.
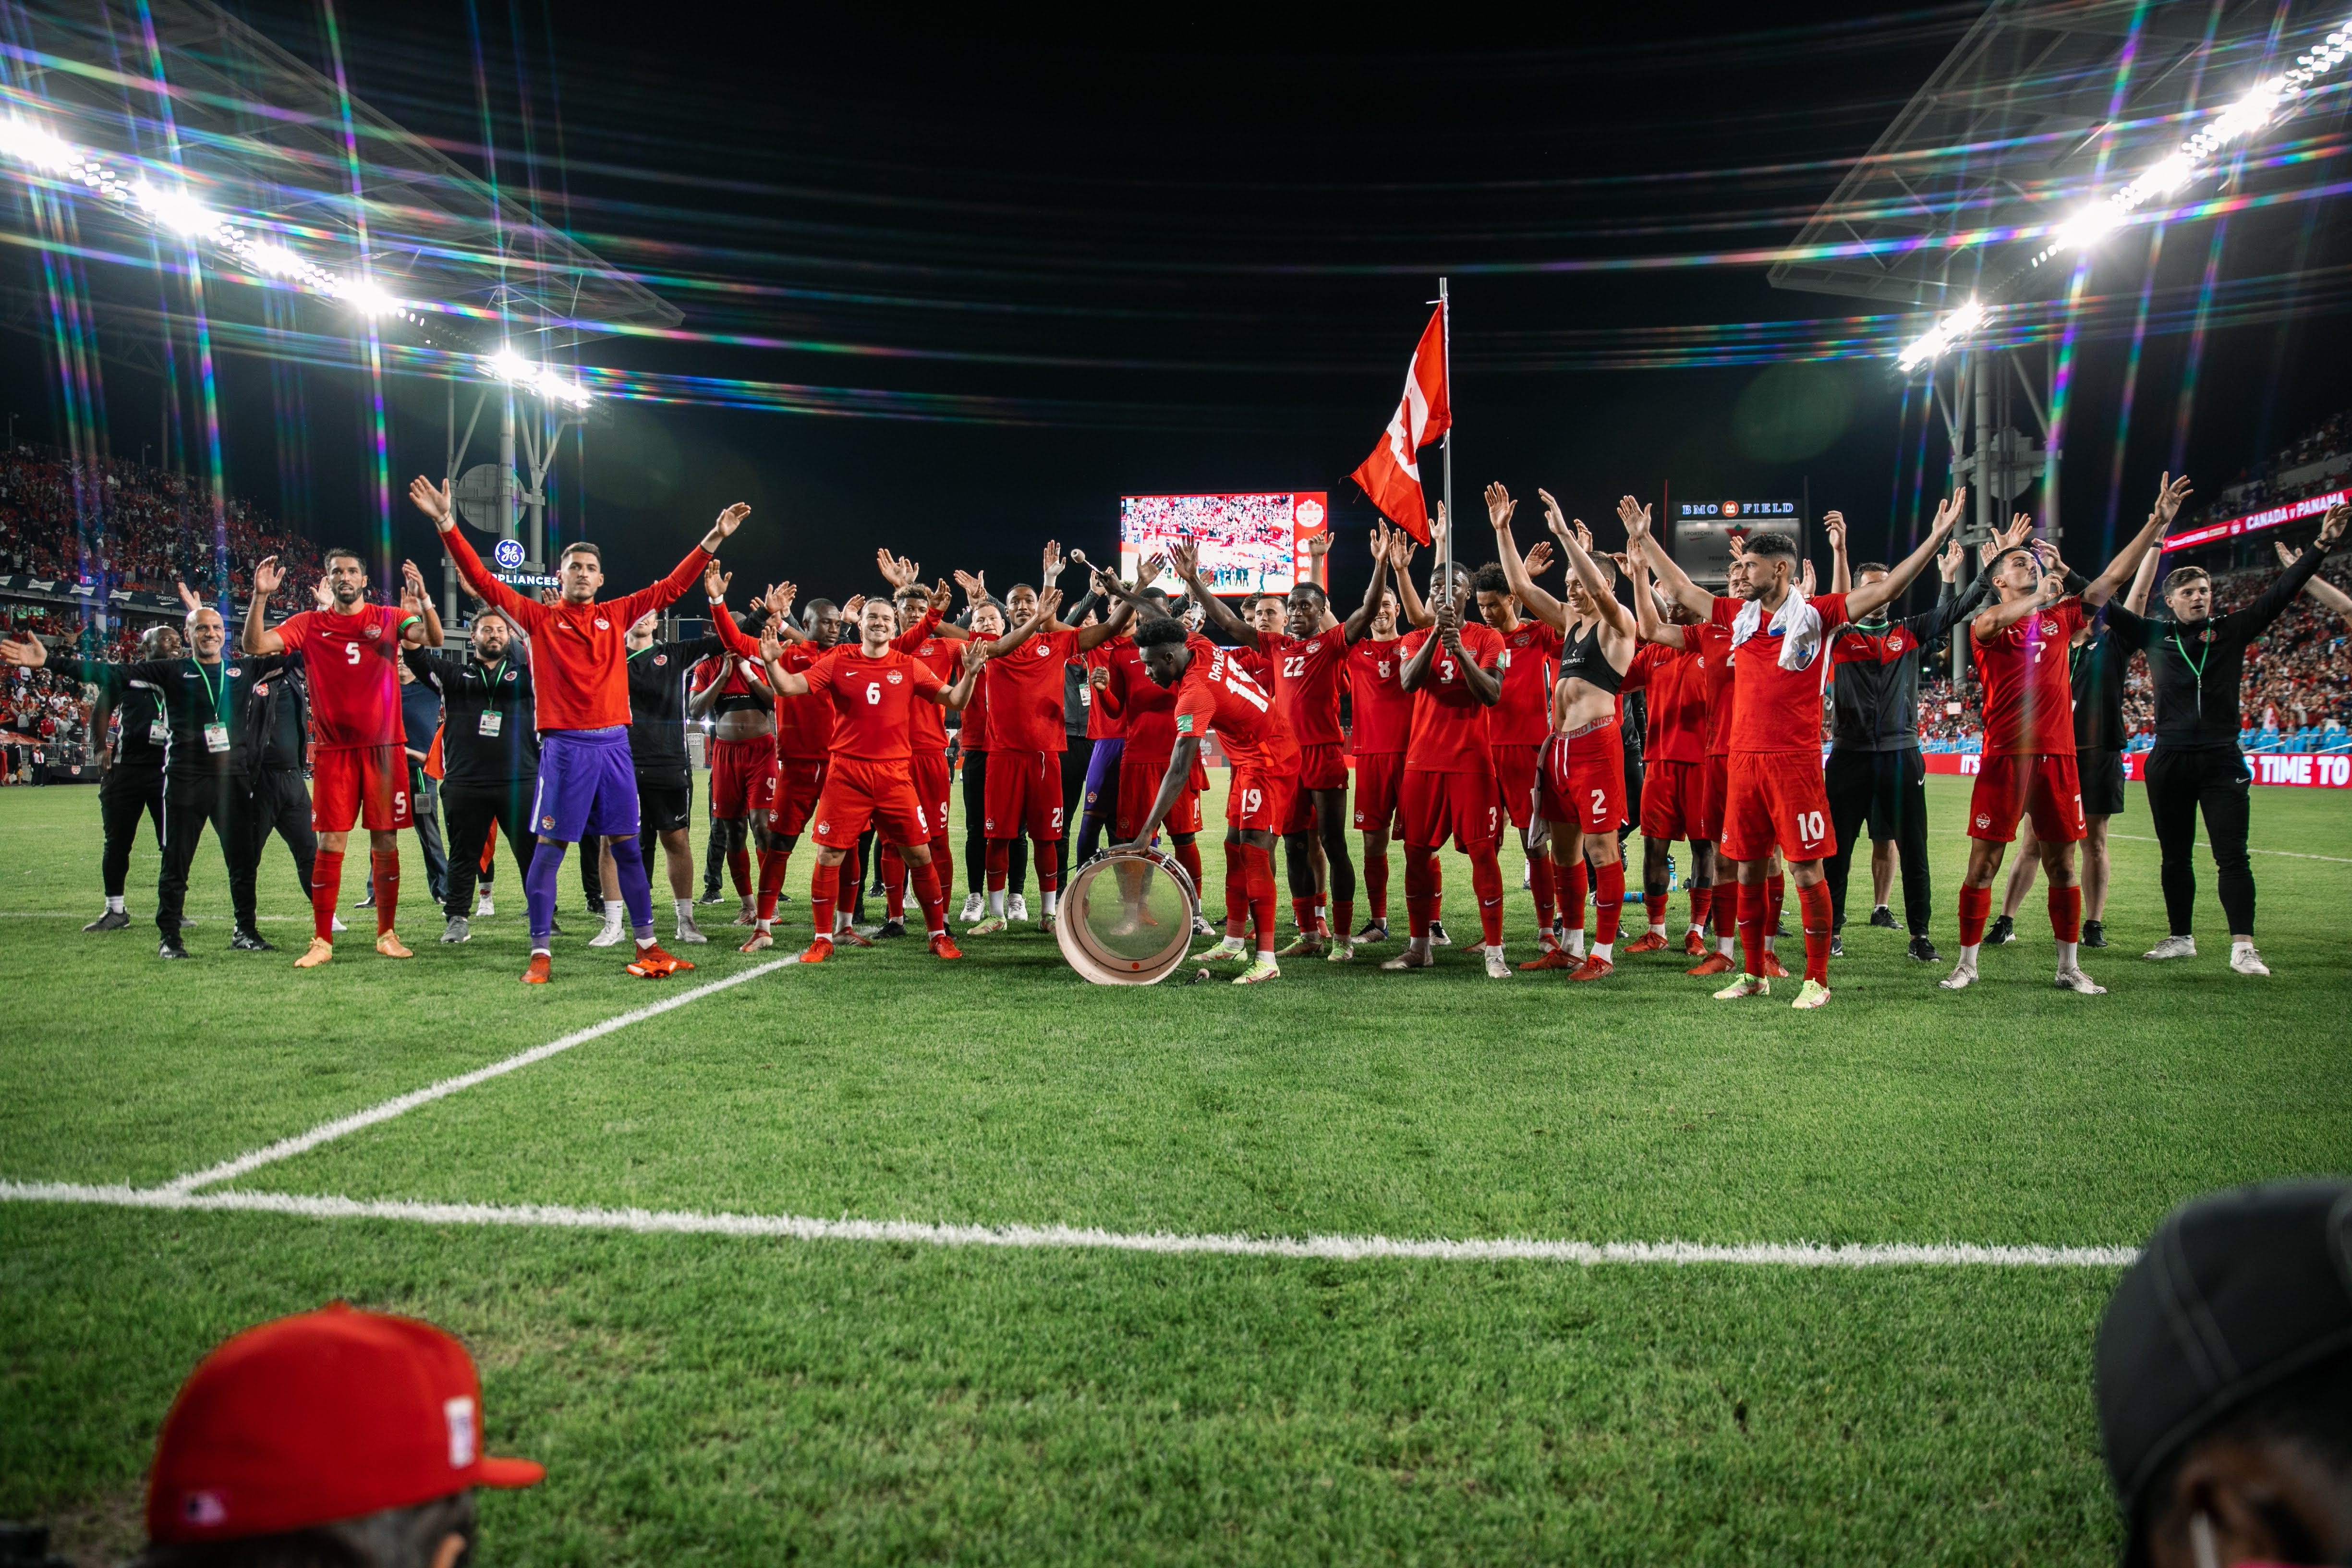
1641, 757, 1703, 841
1697, 753, 1729, 843
768, 755, 825, 836
1538, 723, 1626, 835
1491, 743, 1541, 829
1228, 763, 1297, 834
311, 744, 412, 833
1352, 753, 1403, 833
809, 758, 931, 850
1297, 741, 1348, 793
982, 748, 1064, 841
1720, 751, 1833, 863
909, 753, 952, 843
1968, 753, 2085, 844
1398, 767, 1502, 852
708, 736, 775, 819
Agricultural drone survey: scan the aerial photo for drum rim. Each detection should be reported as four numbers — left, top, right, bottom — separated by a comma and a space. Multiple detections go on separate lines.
1055, 846, 1198, 985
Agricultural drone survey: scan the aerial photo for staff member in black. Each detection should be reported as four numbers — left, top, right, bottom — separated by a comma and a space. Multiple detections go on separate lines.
2099, 485, 2344, 975
407, 607, 538, 945
624, 590, 744, 945
80, 622, 182, 930
225, 635, 319, 941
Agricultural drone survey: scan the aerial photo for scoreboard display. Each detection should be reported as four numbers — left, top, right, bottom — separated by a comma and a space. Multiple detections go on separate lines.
1119, 492, 1328, 598
1671, 498, 1803, 586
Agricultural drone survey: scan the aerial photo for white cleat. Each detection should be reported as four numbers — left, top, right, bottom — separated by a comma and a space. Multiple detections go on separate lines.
2143, 934, 2197, 961
1939, 962, 1979, 991
966, 915, 1009, 936
329, 915, 348, 935
1324, 939, 1357, 963
2230, 945, 2271, 976
1483, 945, 1512, 979
475, 892, 495, 918
673, 918, 709, 945
958, 892, 984, 924
1231, 956, 1281, 985
1712, 973, 1770, 1000
2053, 965, 2107, 995
1007, 894, 1030, 924
587, 914, 627, 948
1191, 914, 1218, 937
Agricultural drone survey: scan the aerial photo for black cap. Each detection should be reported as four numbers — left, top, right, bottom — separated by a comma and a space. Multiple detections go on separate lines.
2095, 1179, 2352, 1531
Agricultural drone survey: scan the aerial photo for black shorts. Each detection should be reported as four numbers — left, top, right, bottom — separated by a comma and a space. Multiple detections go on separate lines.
636, 769, 693, 833
2078, 747, 2125, 818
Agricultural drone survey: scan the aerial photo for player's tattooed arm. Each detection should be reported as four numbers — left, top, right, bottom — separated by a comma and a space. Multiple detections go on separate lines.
1629, 534, 1687, 649
1439, 599, 1503, 706
1112, 736, 1201, 852
1341, 523, 1395, 642
1482, 483, 1568, 631
1848, 486, 1964, 621
242, 554, 289, 656
1387, 526, 1433, 630
1552, 501, 1636, 644
1169, 539, 1258, 648
1622, 497, 1711, 623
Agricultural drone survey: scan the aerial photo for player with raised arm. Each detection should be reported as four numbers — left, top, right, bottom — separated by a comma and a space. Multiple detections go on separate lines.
2279, 536, 2352, 631
868, 556, 971, 936
1640, 489, 1961, 1008
1089, 563, 1212, 928
412, 476, 744, 983
1941, 484, 2192, 994
1482, 484, 1577, 963
754, 597, 983, 963
1344, 525, 1422, 946
235, 546, 431, 967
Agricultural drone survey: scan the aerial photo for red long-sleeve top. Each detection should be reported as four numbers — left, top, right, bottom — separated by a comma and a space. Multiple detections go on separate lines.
441, 525, 711, 732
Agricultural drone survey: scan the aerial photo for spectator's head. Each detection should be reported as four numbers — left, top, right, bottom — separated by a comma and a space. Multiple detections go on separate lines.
470, 610, 513, 660
138, 1302, 541, 1568
141, 624, 182, 660
323, 549, 367, 611
556, 543, 603, 606
1738, 532, 1800, 602
2163, 565, 2214, 624
2096, 1181, 2352, 1568
1284, 581, 1327, 637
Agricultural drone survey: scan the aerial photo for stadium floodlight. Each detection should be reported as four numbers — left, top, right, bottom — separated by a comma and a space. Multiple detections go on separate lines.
1895, 296, 1986, 372
0, 114, 79, 175
484, 347, 592, 407
130, 178, 225, 240
336, 276, 403, 316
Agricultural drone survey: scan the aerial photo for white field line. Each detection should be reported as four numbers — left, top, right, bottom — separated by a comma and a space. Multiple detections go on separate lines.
0, 1181, 2140, 1268
160, 956, 800, 1194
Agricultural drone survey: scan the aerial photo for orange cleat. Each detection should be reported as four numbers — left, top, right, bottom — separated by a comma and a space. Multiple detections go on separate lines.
375, 932, 413, 960
1686, 950, 1736, 977
293, 936, 335, 969
626, 944, 696, 978
739, 929, 774, 955
1684, 927, 1708, 956
521, 952, 553, 985
1622, 931, 1670, 955
1761, 951, 1792, 979
1518, 947, 1576, 971
1568, 954, 1616, 982
929, 933, 965, 960
796, 937, 834, 964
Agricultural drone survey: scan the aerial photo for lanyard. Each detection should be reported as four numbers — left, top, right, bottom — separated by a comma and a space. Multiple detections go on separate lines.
192, 658, 228, 725
2170, 625, 2212, 717
480, 656, 507, 695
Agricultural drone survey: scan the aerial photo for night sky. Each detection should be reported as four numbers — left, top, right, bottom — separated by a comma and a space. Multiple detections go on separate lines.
7, 1, 2350, 617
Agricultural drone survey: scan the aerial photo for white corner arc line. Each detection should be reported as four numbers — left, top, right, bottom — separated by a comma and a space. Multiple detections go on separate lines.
160, 957, 800, 1194
0, 1181, 2142, 1268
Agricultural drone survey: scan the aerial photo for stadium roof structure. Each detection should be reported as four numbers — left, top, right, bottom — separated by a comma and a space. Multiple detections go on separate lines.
4, 0, 678, 358
1769, 0, 2316, 313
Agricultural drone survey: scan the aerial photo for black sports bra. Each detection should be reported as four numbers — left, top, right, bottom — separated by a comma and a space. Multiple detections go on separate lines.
1558, 621, 1623, 697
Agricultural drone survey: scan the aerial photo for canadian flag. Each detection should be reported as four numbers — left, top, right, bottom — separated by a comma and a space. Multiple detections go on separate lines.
1349, 306, 1450, 544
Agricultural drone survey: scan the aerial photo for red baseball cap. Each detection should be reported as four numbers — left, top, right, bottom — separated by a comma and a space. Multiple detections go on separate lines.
146, 1301, 544, 1544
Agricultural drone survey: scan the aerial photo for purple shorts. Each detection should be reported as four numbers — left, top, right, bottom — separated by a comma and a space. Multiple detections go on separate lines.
529, 728, 640, 843
1082, 737, 1124, 821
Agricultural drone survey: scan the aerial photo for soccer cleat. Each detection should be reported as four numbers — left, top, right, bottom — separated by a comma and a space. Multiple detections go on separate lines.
330, 915, 348, 935
739, 929, 775, 954
627, 944, 696, 977
1789, 978, 1832, 1010
476, 892, 496, 918
1380, 947, 1433, 971
834, 925, 876, 949
673, 918, 709, 945
1324, 939, 1357, 963
2144, 934, 2197, 960
929, 933, 965, 960
1520, 863, 1532, 891
1484, 947, 1513, 979
1869, 905, 1898, 930
441, 917, 472, 945
1232, 956, 1282, 985
353, 891, 375, 910
1938, 962, 1978, 991
2053, 965, 2107, 995
2081, 919, 2107, 949
2230, 945, 2270, 977
1760, 951, 1791, 980
1008, 894, 1031, 924
958, 892, 985, 923
294, 937, 335, 969
522, 952, 553, 984
375, 932, 413, 960
733, 898, 758, 927
1985, 914, 2015, 947
1194, 938, 1250, 964
83, 909, 130, 932
796, 937, 833, 965
1039, 913, 1056, 935
697, 887, 727, 906
1712, 974, 1770, 1000
1568, 954, 1615, 983
1190, 914, 1219, 937
1683, 927, 1707, 957
1908, 935, 1941, 963
967, 915, 1009, 936
876, 919, 909, 940
230, 927, 277, 953
158, 936, 189, 960
1354, 919, 1390, 943
588, 915, 627, 949
1275, 933, 1326, 959
1622, 931, 1669, 956
1428, 920, 1451, 947
1770, 915, 1788, 938
1518, 948, 1576, 971
1109, 911, 1144, 937
1829, 935, 1844, 959
1686, 950, 1736, 977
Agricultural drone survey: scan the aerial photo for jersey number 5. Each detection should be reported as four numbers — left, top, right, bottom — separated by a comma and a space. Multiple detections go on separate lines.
344, 642, 361, 665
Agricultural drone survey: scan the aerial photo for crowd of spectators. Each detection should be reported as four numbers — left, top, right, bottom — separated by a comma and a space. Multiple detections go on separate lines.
2193, 406, 2352, 520
0, 444, 322, 596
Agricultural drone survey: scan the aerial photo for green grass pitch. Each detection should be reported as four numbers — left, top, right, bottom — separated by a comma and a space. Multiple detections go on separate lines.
2, 773, 2347, 1564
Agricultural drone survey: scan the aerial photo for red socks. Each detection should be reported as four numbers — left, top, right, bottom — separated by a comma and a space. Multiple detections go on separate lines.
1644, 890, 1668, 926
1365, 848, 1389, 922
1799, 879, 1834, 984
1530, 851, 1556, 932
1403, 845, 1436, 939
2049, 882, 2083, 943
1293, 897, 1317, 937
370, 850, 399, 936
929, 832, 955, 909
312, 848, 343, 941
1034, 839, 1059, 895
1595, 860, 1625, 946
809, 860, 839, 942
1468, 844, 1504, 947
1246, 845, 1277, 951
1689, 884, 1713, 932
910, 858, 947, 936
1224, 840, 1249, 938
1738, 877, 1768, 976
727, 847, 751, 897
1561, 859, 1588, 937
986, 839, 1010, 893
881, 845, 907, 920
1173, 839, 1203, 903
755, 849, 788, 923
1957, 884, 1991, 948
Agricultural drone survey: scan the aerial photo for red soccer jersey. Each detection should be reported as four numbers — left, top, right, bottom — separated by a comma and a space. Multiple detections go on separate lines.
1973, 596, 2086, 755
444, 525, 709, 732
804, 644, 951, 764
1084, 638, 1139, 741
1685, 622, 1739, 757
1346, 636, 1413, 756
711, 603, 833, 759
1399, 621, 1504, 774
272, 603, 411, 750
962, 662, 996, 753
1259, 626, 1348, 748
987, 625, 1080, 754
1627, 641, 1706, 764
1490, 618, 1564, 747
1172, 634, 1298, 772
1708, 592, 1849, 754
1112, 649, 1179, 761
891, 609, 965, 754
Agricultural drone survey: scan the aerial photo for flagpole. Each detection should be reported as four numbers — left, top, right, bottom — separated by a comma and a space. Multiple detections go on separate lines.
1438, 276, 1452, 596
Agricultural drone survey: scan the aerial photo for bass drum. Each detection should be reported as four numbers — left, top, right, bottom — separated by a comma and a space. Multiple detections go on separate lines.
1054, 846, 1199, 985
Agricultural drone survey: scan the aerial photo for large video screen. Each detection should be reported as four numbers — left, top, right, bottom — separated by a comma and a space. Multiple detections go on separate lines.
1119, 492, 1327, 597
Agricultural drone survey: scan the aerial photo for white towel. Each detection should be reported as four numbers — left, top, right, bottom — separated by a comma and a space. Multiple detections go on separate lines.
1731, 587, 1825, 671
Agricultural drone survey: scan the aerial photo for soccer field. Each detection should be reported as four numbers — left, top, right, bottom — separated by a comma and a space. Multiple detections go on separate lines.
2, 775, 2347, 1565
